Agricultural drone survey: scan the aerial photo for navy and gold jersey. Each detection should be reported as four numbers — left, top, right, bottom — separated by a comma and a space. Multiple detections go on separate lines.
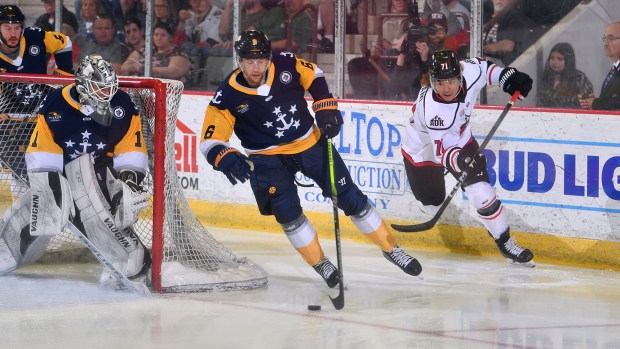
0, 27, 73, 75
200, 52, 332, 156
25, 84, 147, 175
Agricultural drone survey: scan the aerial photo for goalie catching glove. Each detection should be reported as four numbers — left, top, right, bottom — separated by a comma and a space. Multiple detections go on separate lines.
207, 145, 253, 185
442, 145, 486, 176
108, 169, 149, 230
499, 67, 532, 99
312, 97, 343, 139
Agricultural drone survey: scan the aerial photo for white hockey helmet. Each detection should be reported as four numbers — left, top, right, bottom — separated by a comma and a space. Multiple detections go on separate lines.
75, 55, 119, 125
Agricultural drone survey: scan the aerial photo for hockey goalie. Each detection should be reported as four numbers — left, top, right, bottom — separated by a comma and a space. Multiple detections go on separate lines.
0, 55, 151, 288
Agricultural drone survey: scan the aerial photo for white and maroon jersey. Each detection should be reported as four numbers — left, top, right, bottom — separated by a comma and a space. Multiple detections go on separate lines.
402, 57, 505, 166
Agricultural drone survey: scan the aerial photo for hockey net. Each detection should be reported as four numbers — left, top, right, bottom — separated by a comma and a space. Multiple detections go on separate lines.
0, 73, 267, 292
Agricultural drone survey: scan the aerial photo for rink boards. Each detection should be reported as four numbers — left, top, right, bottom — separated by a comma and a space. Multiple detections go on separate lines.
139, 93, 620, 269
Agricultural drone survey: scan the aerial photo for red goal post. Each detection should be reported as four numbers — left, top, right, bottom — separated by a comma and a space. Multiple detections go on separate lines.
0, 73, 268, 292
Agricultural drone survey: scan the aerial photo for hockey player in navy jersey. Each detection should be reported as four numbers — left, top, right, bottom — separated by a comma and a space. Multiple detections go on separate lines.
0, 5, 73, 75
0, 55, 151, 287
200, 30, 422, 287
401, 49, 535, 265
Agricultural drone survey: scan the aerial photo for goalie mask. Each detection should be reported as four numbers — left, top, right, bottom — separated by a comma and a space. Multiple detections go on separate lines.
75, 55, 119, 126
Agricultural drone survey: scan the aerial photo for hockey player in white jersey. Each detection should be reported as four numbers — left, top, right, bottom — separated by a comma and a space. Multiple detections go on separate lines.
401, 49, 535, 265
0, 55, 151, 287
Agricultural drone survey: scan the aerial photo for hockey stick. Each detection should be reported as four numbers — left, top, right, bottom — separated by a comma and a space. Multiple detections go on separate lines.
392, 91, 520, 233
66, 222, 150, 296
326, 130, 344, 310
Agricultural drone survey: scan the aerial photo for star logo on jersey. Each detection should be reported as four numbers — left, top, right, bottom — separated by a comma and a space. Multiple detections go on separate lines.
270, 104, 300, 138
66, 129, 105, 159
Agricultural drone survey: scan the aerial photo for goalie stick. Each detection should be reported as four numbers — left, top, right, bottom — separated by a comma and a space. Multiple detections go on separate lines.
0, 151, 150, 295
326, 130, 344, 310
392, 91, 520, 233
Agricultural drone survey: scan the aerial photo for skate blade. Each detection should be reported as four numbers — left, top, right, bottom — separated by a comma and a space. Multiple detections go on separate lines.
507, 258, 536, 268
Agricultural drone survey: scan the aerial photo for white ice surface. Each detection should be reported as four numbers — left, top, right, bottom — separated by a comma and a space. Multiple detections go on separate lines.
1, 227, 620, 349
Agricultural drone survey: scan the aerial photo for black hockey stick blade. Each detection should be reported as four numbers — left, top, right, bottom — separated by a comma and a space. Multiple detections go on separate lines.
330, 280, 345, 309
392, 91, 521, 233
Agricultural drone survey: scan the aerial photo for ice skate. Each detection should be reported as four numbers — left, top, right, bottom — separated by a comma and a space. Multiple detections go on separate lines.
494, 230, 535, 267
313, 257, 341, 288
383, 246, 422, 276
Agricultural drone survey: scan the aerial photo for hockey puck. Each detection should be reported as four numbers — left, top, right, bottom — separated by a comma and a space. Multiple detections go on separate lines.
307, 305, 321, 311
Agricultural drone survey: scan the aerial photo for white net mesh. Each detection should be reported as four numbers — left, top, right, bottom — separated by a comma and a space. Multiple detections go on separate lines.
0, 74, 267, 292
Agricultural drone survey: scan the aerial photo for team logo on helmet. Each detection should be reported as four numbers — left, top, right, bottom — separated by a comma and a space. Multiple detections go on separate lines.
29, 46, 40, 56
279, 71, 292, 84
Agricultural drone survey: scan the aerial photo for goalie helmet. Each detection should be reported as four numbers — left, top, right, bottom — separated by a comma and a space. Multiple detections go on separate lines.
0, 5, 25, 25
75, 55, 119, 126
234, 30, 271, 60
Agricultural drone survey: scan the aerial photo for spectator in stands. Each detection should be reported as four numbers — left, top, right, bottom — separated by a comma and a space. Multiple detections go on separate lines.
270, 0, 313, 53
34, 0, 79, 33
423, 0, 462, 36
177, 0, 224, 46
219, 0, 285, 46
441, 0, 470, 30
537, 42, 593, 109
75, 0, 106, 47
346, 0, 409, 99
78, 14, 130, 72
482, 0, 533, 66
390, 11, 450, 100
155, 0, 182, 45
121, 22, 191, 82
579, 22, 620, 110
122, 0, 146, 27
123, 17, 145, 53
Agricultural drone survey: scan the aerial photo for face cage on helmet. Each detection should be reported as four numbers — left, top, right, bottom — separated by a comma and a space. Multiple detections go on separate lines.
89, 79, 118, 103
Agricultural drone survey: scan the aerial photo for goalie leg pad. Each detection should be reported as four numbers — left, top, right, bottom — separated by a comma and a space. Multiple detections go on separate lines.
0, 191, 51, 274
28, 171, 73, 237
65, 154, 147, 277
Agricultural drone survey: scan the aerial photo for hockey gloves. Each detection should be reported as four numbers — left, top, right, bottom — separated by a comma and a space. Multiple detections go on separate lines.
443, 146, 486, 176
313, 97, 343, 139
209, 146, 253, 185
499, 67, 533, 99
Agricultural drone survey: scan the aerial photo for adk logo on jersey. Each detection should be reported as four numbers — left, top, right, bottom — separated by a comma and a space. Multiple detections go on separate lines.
430, 115, 444, 127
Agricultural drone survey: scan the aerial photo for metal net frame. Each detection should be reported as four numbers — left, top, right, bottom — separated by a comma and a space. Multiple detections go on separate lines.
0, 73, 267, 292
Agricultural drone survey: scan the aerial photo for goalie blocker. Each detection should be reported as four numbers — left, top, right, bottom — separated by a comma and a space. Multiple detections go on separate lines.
0, 154, 150, 279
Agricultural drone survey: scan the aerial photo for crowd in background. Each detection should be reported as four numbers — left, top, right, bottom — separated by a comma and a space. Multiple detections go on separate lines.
26, 0, 620, 110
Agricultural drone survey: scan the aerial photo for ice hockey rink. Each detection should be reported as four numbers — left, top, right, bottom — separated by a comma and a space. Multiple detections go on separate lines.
1, 227, 620, 349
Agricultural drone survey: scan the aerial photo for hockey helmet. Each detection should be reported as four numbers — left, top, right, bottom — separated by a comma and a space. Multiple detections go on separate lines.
234, 30, 271, 60
430, 49, 461, 81
75, 55, 119, 125
0, 5, 25, 25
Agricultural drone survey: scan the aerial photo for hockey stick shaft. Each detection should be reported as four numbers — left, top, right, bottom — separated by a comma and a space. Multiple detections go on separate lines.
326, 131, 344, 310
66, 222, 150, 295
392, 92, 520, 233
